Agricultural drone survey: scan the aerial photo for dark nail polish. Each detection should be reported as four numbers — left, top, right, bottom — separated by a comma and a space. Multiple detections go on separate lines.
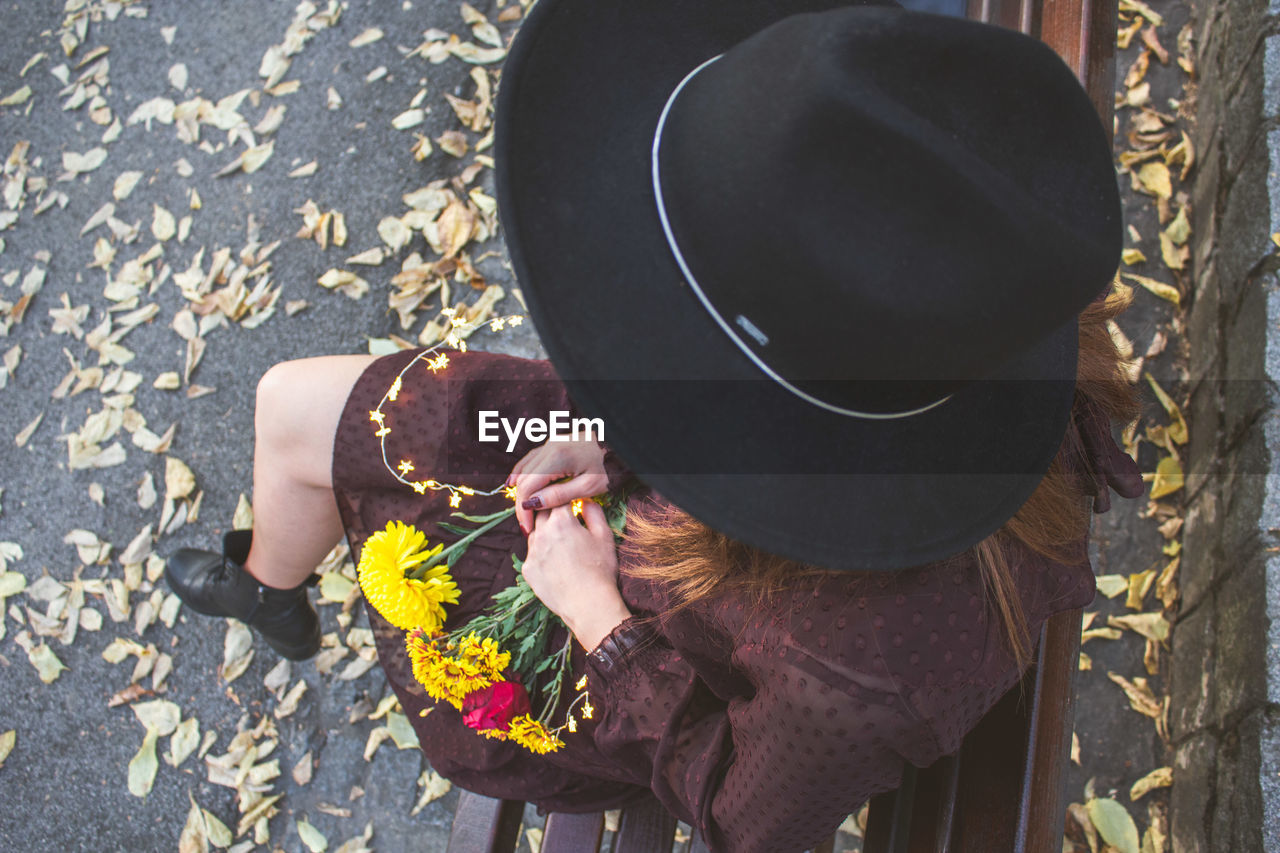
521, 496, 543, 510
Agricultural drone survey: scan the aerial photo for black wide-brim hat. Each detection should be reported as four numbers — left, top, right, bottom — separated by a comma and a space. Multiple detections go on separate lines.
494, 0, 1122, 571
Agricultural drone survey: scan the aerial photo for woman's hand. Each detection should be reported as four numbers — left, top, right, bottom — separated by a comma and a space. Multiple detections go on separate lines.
506, 437, 608, 535
522, 501, 632, 651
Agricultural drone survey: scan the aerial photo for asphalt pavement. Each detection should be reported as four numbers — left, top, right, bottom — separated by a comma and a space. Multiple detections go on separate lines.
0, 1, 540, 851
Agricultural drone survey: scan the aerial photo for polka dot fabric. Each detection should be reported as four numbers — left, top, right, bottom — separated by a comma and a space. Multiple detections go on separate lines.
330, 349, 1140, 853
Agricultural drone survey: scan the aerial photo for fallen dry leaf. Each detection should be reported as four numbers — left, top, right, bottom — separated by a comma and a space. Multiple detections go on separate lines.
1125, 568, 1156, 610
1120, 0, 1164, 26
113, 170, 143, 200
1144, 372, 1187, 444
349, 27, 384, 47
151, 204, 176, 241
347, 247, 386, 265
0, 730, 14, 768
243, 141, 274, 173
1122, 272, 1181, 307
317, 269, 369, 300
164, 456, 196, 501
436, 130, 468, 158
14, 412, 42, 447
392, 108, 425, 130
221, 620, 254, 683
132, 699, 182, 737
234, 493, 254, 530
17, 632, 68, 683
411, 770, 452, 815
293, 751, 314, 786
62, 147, 108, 177
376, 217, 412, 252
1082, 626, 1123, 643
1134, 161, 1172, 200
1148, 455, 1183, 499
1108, 611, 1170, 643
1130, 766, 1172, 801
1085, 796, 1140, 853
1096, 574, 1128, 599
297, 818, 328, 853
274, 680, 308, 719
1107, 671, 1164, 720
0, 85, 32, 107
127, 729, 159, 797
177, 796, 206, 853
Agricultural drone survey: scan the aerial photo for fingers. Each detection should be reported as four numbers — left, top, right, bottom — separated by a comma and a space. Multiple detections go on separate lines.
506, 440, 608, 535
528, 502, 587, 534
505, 442, 544, 486
578, 500, 612, 540
525, 474, 608, 514
514, 470, 558, 534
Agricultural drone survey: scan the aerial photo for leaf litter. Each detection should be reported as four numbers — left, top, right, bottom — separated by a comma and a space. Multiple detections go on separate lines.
6, 0, 574, 846
1062, 4, 1196, 851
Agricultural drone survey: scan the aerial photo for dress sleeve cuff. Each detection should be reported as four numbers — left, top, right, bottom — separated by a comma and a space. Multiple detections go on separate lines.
586, 616, 665, 691
600, 441, 637, 494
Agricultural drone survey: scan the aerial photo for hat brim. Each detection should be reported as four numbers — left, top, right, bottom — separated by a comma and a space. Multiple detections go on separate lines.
494, 0, 1078, 571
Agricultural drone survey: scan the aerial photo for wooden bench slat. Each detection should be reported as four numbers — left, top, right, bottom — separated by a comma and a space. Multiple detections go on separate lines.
1016, 609, 1084, 853
542, 810, 606, 852
865, 613, 1082, 853
948, 672, 1034, 852
448, 792, 525, 853
910, 753, 961, 853
688, 827, 837, 852
613, 796, 678, 852
864, 765, 916, 853
1039, 0, 1118, 120
864, 755, 963, 853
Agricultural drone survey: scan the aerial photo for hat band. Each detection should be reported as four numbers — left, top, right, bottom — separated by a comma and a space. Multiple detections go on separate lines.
651, 55, 953, 421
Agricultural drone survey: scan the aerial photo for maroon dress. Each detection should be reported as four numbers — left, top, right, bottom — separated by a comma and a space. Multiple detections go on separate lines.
330, 348, 1142, 853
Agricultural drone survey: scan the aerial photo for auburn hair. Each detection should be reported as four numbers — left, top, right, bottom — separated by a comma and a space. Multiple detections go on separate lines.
621, 285, 1141, 673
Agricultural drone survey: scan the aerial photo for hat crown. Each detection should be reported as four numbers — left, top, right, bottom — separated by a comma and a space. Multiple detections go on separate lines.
655, 7, 1121, 413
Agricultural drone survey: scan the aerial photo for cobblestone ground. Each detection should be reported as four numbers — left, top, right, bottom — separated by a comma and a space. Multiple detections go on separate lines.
0, 1, 1194, 852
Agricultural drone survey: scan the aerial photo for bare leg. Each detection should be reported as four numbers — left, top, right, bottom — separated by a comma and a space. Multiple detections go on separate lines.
245, 354, 379, 589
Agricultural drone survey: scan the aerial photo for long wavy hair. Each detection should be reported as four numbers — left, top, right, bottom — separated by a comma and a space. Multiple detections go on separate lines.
620, 286, 1141, 673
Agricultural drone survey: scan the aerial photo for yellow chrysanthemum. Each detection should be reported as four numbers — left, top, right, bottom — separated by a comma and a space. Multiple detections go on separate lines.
477, 728, 508, 741
506, 715, 564, 755
358, 521, 459, 631
407, 628, 445, 686
457, 633, 510, 679
406, 629, 501, 710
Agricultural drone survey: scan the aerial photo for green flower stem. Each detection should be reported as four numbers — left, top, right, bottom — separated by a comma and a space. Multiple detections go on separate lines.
409, 507, 515, 579
537, 636, 574, 726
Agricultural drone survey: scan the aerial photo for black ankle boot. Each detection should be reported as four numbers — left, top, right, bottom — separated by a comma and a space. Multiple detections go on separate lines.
164, 530, 322, 661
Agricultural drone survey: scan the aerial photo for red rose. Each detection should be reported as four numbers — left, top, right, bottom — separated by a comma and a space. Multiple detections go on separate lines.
462, 681, 531, 732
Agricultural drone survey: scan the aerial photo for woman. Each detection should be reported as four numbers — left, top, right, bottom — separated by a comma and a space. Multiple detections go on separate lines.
166, 1, 1145, 850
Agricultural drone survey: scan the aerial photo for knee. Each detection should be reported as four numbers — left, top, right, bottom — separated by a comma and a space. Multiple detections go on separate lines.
255, 359, 322, 453
254, 354, 376, 484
